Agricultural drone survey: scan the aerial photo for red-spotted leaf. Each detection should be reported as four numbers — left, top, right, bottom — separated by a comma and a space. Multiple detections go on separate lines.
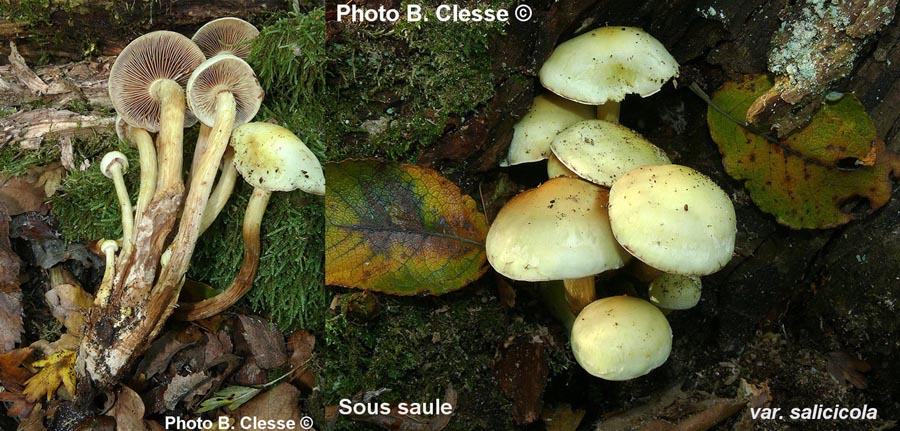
325, 160, 489, 295
708, 74, 900, 229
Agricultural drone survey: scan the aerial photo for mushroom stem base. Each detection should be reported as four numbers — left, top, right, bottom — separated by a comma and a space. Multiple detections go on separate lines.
563, 276, 596, 314
176, 187, 269, 320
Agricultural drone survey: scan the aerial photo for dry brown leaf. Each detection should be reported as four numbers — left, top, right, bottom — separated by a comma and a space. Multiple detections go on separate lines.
287, 329, 315, 389
496, 338, 549, 425
235, 315, 287, 370
110, 385, 145, 431
29, 334, 80, 357
44, 281, 93, 337
17, 401, 47, 431
230, 383, 306, 431
0, 347, 34, 391
162, 372, 209, 411
542, 404, 585, 431
0, 164, 61, 215
0, 202, 23, 352
826, 351, 871, 389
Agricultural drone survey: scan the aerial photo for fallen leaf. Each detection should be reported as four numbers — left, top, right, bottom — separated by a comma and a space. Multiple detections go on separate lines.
9, 212, 103, 269
0, 347, 34, 393
826, 351, 871, 389
162, 372, 210, 411
23, 349, 76, 402
0, 166, 50, 215
495, 338, 549, 425
326, 160, 489, 295
110, 385, 145, 431
17, 402, 47, 431
542, 404, 585, 431
287, 330, 315, 389
44, 275, 93, 337
198, 384, 262, 413
234, 315, 288, 370
134, 325, 203, 380
230, 383, 306, 430
0, 203, 23, 352
708, 74, 900, 228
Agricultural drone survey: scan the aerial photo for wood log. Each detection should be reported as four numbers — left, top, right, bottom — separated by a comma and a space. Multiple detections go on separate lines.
0, 0, 288, 64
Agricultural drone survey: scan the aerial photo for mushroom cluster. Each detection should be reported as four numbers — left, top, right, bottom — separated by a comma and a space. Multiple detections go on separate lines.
488, 27, 737, 381
82, 18, 325, 386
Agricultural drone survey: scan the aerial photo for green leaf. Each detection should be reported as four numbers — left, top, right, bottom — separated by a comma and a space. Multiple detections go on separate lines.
325, 160, 489, 295
708, 74, 900, 229
198, 386, 261, 413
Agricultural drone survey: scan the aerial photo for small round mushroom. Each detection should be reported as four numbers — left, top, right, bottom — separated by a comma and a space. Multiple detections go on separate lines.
538, 26, 678, 122
94, 239, 119, 307
191, 17, 259, 59
107, 31, 205, 193
486, 177, 630, 313
571, 295, 672, 380
648, 273, 701, 310
501, 94, 594, 167
115, 116, 156, 240
608, 164, 736, 275
176, 122, 324, 321
550, 120, 670, 187
100, 151, 134, 253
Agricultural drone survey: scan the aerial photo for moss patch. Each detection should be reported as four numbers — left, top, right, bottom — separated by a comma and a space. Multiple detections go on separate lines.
325, 0, 509, 161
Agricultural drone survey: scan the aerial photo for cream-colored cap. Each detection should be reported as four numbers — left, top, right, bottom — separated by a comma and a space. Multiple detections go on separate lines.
648, 273, 701, 310
539, 27, 679, 105
100, 151, 128, 178
547, 153, 577, 179
571, 295, 672, 380
551, 120, 670, 186
486, 177, 629, 282
501, 94, 593, 166
608, 164, 736, 275
230, 122, 325, 195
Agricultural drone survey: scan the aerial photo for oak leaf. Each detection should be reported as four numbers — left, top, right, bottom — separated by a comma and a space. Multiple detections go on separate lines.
708, 74, 900, 228
325, 160, 489, 295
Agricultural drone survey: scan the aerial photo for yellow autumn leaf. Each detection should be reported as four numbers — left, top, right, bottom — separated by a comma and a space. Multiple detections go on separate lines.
24, 350, 77, 402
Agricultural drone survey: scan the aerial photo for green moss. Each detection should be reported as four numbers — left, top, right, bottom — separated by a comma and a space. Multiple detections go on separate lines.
189, 8, 327, 332
326, 0, 508, 162
321, 284, 571, 431
49, 137, 137, 242
247, 7, 326, 113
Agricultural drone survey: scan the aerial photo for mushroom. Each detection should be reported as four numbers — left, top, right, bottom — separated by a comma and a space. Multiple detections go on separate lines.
546, 154, 577, 179
94, 239, 119, 307
571, 295, 672, 380
107, 31, 206, 195
191, 17, 259, 59
539, 27, 678, 122
152, 53, 263, 306
175, 122, 324, 320
199, 147, 238, 234
501, 93, 593, 167
188, 17, 258, 224
550, 119, 670, 186
608, 164, 736, 276
485, 177, 630, 313
100, 151, 134, 253
648, 273, 701, 310
115, 116, 156, 242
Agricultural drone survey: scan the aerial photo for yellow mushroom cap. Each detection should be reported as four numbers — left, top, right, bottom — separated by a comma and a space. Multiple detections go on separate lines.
551, 120, 670, 187
108, 31, 206, 132
608, 164, 736, 275
192, 17, 259, 59
486, 177, 629, 282
571, 296, 672, 380
186, 54, 264, 128
230, 122, 325, 195
539, 27, 679, 105
648, 273, 701, 310
501, 94, 594, 167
